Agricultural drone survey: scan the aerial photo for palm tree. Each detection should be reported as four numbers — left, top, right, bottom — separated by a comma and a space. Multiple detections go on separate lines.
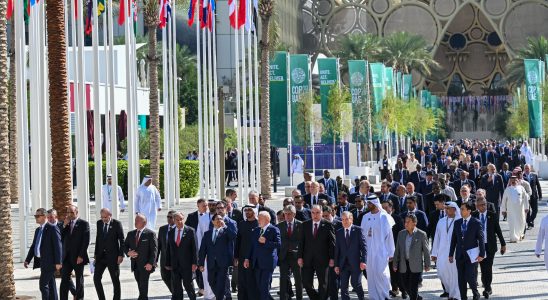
8, 20, 18, 205
142, 0, 161, 187
0, 0, 16, 296
335, 33, 381, 67
259, 0, 275, 198
379, 32, 439, 76
505, 36, 548, 86
47, 0, 73, 219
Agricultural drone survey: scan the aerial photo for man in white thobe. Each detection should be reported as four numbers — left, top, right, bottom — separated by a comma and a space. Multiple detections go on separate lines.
134, 175, 162, 230
196, 207, 215, 299
101, 174, 126, 212
361, 196, 395, 300
535, 214, 548, 272
431, 202, 461, 300
291, 154, 304, 175
501, 176, 530, 242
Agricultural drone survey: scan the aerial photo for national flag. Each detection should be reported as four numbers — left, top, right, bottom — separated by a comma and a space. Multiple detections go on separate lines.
85, 0, 93, 35
118, 0, 126, 25
200, 0, 213, 31
229, 0, 245, 29
244, 0, 256, 32
187, 0, 197, 27
73, 0, 78, 18
159, 0, 171, 29
7, 0, 13, 20
97, 0, 105, 17
30, 0, 35, 6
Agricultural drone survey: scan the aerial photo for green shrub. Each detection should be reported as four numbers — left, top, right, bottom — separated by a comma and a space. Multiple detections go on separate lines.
89, 159, 199, 199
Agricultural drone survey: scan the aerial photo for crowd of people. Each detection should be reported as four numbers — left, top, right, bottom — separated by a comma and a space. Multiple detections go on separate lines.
23, 139, 548, 300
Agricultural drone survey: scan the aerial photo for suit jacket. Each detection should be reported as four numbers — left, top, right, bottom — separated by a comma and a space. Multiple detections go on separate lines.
472, 211, 506, 255
427, 210, 445, 239
525, 173, 542, 200
451, 179, 477, 194
391, 213, 404, 244
423, 193, 449, 216
199, 223, 238, 269
348, 192, 375, 204
379, 192, 399, 208
480, 174, 505, 207
208, 216, 238, 257
304, 193, 331, 207
26, 223, 62, 270
409, 171, 423, 189
247, 225, 281, 270
335, 203, 355, 218
297, 181, 306, 196
277, 219, 303, 262
298, 219, 335, 268
295, 208, 311, 222
350, 208, 368, 226
400, 209, 429, 232
393, 169, 409, 184
235, 219, 258, 261
318, 177, 339, 201
393, 228, 430, 273
449, 217, 486, 260
418, 181, 433, 196
185, 211, 199, 230
227, 209, 244, 224
165, 226, 197, 269
156, 224, 174, 268
499, 170, 512, 188
94, 219, 125, 265
61, 218, 90, 265
124, 228, 158, 272
334, 225, 366, 272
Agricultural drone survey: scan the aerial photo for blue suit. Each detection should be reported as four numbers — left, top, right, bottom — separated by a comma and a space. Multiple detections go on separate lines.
400, 209, 429, 233
318, 177, 338, 202
247, 225, 281, 300
335, 225, 366, 300
449, 217, 485, 300
199, 221, 237, 300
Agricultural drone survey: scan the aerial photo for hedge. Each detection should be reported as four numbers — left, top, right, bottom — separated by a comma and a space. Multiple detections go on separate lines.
89, 159, 200, 199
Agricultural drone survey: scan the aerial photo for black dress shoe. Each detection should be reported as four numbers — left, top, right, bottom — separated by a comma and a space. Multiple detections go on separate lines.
440, 292, 449, 297
389, 290, 398, 297
402, 292, 408, 299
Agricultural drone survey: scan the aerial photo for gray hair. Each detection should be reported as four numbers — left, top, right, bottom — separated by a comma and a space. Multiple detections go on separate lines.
100, 208, 112, 216
248, 190, 259, 197
341, 211, 353, 219
172, 212, 185, 219
283, 205, 296, 214
135, 213, 148, 223
258, 211, 271, 221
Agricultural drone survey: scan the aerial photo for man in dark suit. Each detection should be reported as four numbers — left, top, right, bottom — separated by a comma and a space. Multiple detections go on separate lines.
60, 205, 90, 300
199, 213, 238, 300
393, 214, 431, 300
472, 198, 506, 299
424, 182, 449, 216
166, 212, 198, 300
350, 196, 368, 226
382, 201, 405, 298
470, 162, 482, 186
304, 181, 331, 207
124, 213, 158, 300
298, 205, 335, 300
427, 195, 448, 241
418, 171, 434, 196
249, 191, 277, 225
235, 205, 260, 300
297, 172, 312, 195
335, 192, 355, 218
294, 195, 311, 222
524, 164, 542, 229
406, 182, 427, 213
225, 197, 243, 292
93, 208, 125, 300
244, 211, 282, 299
278, 205, 303, 300
318, 170, 339, 202
349, 180, 375, 204
393, 161, 409, 185
449, 203, 486, 300
400, 196, 429, 233
451, 171, 476, 194
184, 198, 207, 294
24, 208, 62, 300
380, 180, 399, 208
480, 164, 504, 215
409, 164, 424, 189
157, 210, 176, 293
499, 163, 512, 188
334, 212, 367, 300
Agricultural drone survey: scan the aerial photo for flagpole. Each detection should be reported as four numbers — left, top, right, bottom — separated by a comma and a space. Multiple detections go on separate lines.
107, 0, 119, 219
168, 7, 176, 207
130, 2, 140, 197
234, 0, 243, 205
102, 9, 111, 178
65, 0, 74, 193
212, 6, 222, 198
162, 23, 171, 209
202, 26, 210, 198
246, 0, 256, 191
29, 5, 42, 211
125, 0, 136, 229
93, 0, 104, 216
241, 20, 249, 197
195, 7, 205, 199
367, 64, 373, 163
171, 4, 180, 204
252, 3, 260, 190
207, 19, 217, 198
40, 1, 52, 207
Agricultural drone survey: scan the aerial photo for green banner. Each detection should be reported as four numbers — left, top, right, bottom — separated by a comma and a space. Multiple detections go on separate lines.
269, 51, 289, 147
524, 59, 543, 138
318, 58, 340, 143
290, 54, 311, 146
396, 71, 402, 98
384, 67, 394, 97
348, 60, 369, 143
369, 63, 385, 113
403, 74, 412, 100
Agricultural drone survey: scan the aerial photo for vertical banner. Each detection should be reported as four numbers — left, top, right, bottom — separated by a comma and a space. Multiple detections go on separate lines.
396, 71, 402, 98
348, 60, 369, 143
318, 58, 340, 143
524, 59, 543, 138
290, 54, 311, 145
269, 51, 289, 147
369, 62, 385, 113
384, 66, 394, 97
402, 74, 412, 100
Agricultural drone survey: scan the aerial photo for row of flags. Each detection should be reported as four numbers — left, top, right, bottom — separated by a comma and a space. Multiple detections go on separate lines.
439, 95, 513, 113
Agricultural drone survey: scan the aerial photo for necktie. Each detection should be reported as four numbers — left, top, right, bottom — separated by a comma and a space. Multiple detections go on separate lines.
287, 222, 292, 237
440, 211, 444, 219
103, 223, 108, 238
481, 214, 486, 231
135, 230, 141, 246
313, 223, 318, 238
462, 220, 468, 236
35, 227, 43, 257
313, 196, 317, 205
176, 229, 182, 246
400, 197, 405, 209
345, 229, 350, 246
70, 220, 75, 234
260, 228, 265, 236
212, 229, 218, 243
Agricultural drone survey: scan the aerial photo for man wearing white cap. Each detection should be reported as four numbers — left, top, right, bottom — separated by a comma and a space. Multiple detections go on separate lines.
431, 202, 461, 300
360, 195, 395, 300
134, 175, 162, 230
101, 174, 126, 212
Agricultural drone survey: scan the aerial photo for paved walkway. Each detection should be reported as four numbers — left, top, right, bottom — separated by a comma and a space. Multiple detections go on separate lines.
13, 183, 548, 299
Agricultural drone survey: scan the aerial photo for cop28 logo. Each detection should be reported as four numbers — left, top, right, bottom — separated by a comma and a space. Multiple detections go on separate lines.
527, 70, 538, 85
291, 68, 306, 84
351, 72, 364, 86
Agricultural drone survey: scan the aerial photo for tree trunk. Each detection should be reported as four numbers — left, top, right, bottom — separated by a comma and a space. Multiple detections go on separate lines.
0, 0, 16, 296
147, 24, 160, 187
8, 20, 18, 205
259, 11, 272, 198
47, 0, 72, 220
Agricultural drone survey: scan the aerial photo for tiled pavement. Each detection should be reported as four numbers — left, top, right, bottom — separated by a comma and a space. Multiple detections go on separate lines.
13, 183, 548, 299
